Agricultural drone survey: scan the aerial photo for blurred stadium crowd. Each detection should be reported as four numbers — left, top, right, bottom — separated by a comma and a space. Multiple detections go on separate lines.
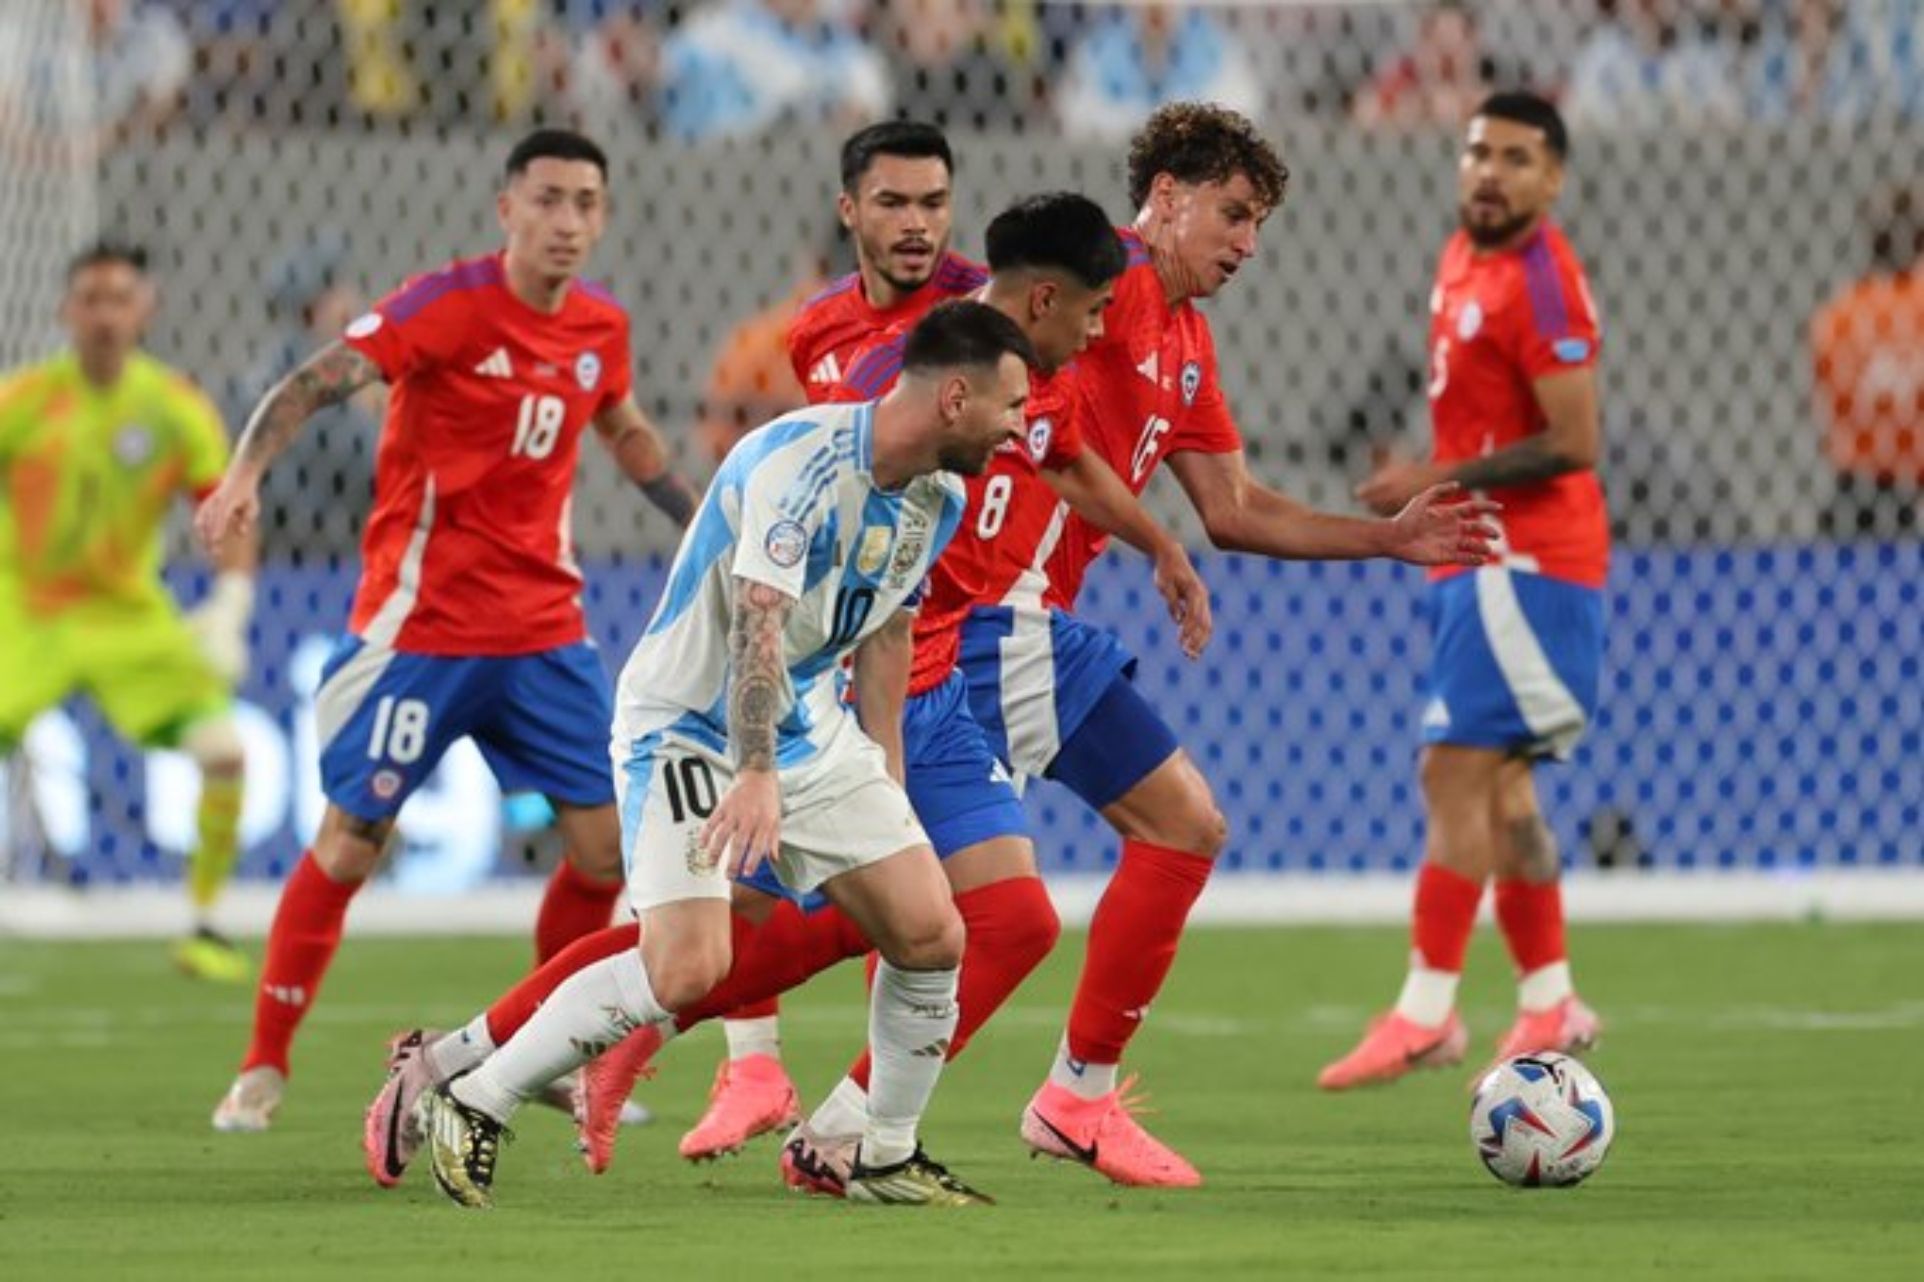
7, 1, 1924, 147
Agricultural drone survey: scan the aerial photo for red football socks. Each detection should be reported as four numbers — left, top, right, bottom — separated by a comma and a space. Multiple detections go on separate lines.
1066, 840, 1213, 1065
848, 876, 1061, 1088
481, 903, 871, 1046
1412, 861, 1485, 972
675, 902, 870, 1030
1494, 877, 1567, 974
241, 852, 362, 1074
532, 857, 623, 964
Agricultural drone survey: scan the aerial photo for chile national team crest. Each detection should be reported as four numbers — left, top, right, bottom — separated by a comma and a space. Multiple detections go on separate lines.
1179, 360, 1202, 407
1027, 415, 1054, 462
575, 351, 602, 391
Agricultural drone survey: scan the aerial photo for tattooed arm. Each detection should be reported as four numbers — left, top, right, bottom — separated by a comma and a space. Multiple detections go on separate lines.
593, 394, 701, 529
194, 341, 382, 550
701, 577, 795, 877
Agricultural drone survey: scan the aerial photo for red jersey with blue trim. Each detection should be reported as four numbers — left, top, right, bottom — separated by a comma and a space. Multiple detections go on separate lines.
833, 333, 1084, 694
787, 252, 987, 401
341, 253, 633, 654
1048, 228, 1241, 610
1428, 221, 1607, 588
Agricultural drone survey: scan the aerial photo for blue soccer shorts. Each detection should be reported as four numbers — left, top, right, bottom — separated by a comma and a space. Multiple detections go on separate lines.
1424, 567, 1605, 761
314, 635, 616, 819
959, 603, 1179, 809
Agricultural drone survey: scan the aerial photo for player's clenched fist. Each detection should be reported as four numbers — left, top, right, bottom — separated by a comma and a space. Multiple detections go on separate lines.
702, 767, 782, 880
195, 471, 262, 552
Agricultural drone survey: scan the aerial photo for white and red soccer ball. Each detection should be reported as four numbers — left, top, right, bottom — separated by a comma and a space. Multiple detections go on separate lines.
1469, 1052, 1614, 1188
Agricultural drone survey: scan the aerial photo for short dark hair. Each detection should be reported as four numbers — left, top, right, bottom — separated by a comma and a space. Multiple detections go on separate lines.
984, 193, 1126, 290
840, 120, 953, 195
901, 300, 1037, 377
1474, 91, 1569, 161
67, 241, 148, 281
1127, 102, 1289, 212
505, 129, 609, 182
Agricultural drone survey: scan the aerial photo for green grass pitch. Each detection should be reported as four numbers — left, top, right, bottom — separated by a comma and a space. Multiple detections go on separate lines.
3, 922, 1921, 1279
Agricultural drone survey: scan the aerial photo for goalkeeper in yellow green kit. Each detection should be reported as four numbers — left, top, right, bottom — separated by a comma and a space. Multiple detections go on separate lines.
0, 244, 256, 981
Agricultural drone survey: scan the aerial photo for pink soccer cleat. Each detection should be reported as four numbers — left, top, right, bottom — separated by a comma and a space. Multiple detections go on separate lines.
363, 1027, 443, 1187
1019, 1077, 1202, 1188
573, 1023, 664, 1174
677, 1054, 800, 1162
1317, 1011, 1469, 1091
779, 1121, 860, 1199
1490, 996, 1603, 1065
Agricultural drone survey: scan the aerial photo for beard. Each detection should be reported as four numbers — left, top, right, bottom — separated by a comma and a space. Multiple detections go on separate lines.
1460, 203, 1535, 248
936, 440, 995, 476
859, 232, 940, 294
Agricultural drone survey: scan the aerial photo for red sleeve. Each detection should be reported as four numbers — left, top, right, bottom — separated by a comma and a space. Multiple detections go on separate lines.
1510, 242, 1601, 380
342, 275, 471, 381
821, 380, 868, 405
1170, 323, 1243, 456
1035, 369, 1085, 469
785, 308, 814, 390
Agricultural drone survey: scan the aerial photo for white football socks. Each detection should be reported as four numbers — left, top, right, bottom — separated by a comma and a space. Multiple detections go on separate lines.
1517, 960, 1574, 1013
806, 1075, 871, 1138
426, 1014, 495, 1083
1394, 958, 1461, 1028
1047, 1038, 1119, 1100
452, 953, 668, 1124
859, 960, 958, 1169
722, 1016, 782, 1062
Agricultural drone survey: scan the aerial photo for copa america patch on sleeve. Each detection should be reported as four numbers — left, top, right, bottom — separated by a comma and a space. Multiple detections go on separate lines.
765, 518, 808, 568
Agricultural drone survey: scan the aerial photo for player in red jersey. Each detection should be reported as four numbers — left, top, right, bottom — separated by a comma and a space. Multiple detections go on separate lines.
1322, 93, 1607, 1089
787, 121, 986, 396
195, 130, 699, 1133
687, 118, 988, 1157
941, 104, 1499, 1187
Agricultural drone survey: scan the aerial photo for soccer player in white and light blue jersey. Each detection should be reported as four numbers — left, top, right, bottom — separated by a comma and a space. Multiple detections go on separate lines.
413, 301, 1035, 1209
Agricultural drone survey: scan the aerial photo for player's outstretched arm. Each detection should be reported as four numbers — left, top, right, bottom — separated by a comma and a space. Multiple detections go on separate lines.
194, 341, 381, 550
850, 610, 913, 785
1047, 450, 1211, 658
702, 577, 795, 880
593, 395, 701, 529
1355, 366, 1600, 513
1168, 448, 1500, 567
186, 503, 260, 685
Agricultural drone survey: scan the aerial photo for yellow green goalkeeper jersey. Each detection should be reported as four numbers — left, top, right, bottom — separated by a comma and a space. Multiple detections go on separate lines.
0, 349, 228, 618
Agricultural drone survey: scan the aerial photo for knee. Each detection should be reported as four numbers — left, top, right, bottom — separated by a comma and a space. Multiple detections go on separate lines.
883, 904, 965, 972
969, 879, 1061, 964
183, 717, 245, 777
565, 838, 623, 882
1162, 787, 1229, 859
646, 945, 731, 1013
312, 811, 389, 881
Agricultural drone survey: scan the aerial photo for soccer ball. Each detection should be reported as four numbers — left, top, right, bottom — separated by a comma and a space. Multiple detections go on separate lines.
1469, 1052, 1614, 1187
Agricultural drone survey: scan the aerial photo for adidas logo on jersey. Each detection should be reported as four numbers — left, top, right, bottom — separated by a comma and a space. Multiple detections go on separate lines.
1135, 351, 1159, 384
473, 348, 514, 378
808, 353, 842, 385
